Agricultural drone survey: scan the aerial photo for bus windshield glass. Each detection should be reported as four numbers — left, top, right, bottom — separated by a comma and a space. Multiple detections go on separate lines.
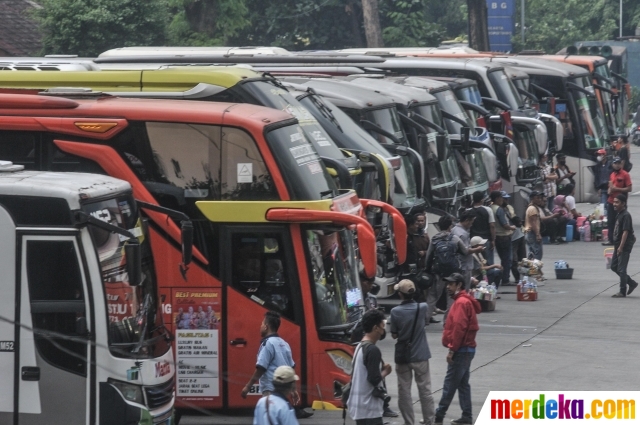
241, 80, 347, 161
513, 125, 539, 168
362, 106, 409, 145
454, 149, 489, 192
82, 195, 170, 358
571, 76, 609, 149
393, 156, 418, 208
266, 124, 337, 200
487, 69, 524, 110
455, 85, 483, 106
432, 89, 476, 135
305, 228, 362, 334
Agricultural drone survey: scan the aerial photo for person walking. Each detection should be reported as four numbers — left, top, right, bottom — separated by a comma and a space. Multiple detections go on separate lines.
469, 191, 496, 265
434, 273, 481, 425
242, 311, 313, 419
524, 190, 543, 260
348, 309, 392, 425
611, 194, 638, 298
390, 280, 435, 425
540, 153, 558, 210
490, 191, 515, 286
604, 157, 632, 246
253, 366, 300, 425
451, 210, 485, 290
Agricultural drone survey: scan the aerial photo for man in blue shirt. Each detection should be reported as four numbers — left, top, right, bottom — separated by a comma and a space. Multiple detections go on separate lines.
242, 312, 313, 418
253, 366, 300, 425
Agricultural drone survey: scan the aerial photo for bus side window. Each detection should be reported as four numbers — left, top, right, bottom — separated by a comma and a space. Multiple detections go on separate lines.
221, 127, 278, 200
230, 233, 294, 321
26, 240, 87, 376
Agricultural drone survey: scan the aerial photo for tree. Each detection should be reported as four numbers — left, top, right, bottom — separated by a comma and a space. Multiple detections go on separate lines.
167, 0, 250, 45
361, 0, 384, 47
379, 0, 444, 47
36, 0, 170, 56
466, 0, 489, 51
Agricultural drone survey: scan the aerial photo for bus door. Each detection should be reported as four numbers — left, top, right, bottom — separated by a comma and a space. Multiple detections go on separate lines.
17, 233, 92, 425
221, 225, 304, 408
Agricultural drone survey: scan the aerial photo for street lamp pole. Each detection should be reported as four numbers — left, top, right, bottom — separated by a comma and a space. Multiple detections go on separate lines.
620, 0, 623, 38
521, 0, 525, 44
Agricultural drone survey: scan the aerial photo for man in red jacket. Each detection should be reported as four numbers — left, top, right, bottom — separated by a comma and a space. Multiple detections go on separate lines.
434, 273, 481, 425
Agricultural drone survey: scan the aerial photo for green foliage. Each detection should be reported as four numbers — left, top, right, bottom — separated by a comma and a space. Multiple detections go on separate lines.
629, 86, 640, 117
36, 0, 170, 56
513, 0, 640, 54
167, 0, 249, 46
379, 0, 445, 47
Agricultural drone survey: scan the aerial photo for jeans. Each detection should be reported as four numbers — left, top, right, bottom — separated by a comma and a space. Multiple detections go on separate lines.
435, 351, 475, 421
607, 202, 617, 244
611, 246, 637, 295
525, 231, 543, 260
396, 360, 435, 425
547, 196, 555, 212
484, 240, 494, 266
600, 192, 608, 206
511, 236, 526, 281
494, 235, 512, 285
427, 276, 446, 319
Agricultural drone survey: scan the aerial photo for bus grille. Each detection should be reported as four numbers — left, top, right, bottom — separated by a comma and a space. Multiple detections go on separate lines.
145, 379, 174, 409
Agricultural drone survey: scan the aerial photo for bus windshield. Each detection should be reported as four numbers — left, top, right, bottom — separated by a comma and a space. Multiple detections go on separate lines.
240, 80, 348, 162
266, 124, 337, 200
305, 227, 362, 335
362, 106, 409, 146
513, 124, 539, 168
571, 76, 609, 149
455, 85, 483, 107
432, 89, 476, 135
455, 149, 489, 192
82, 195, 170, 358
410, 103, 460, 196
487, 69, 524, 110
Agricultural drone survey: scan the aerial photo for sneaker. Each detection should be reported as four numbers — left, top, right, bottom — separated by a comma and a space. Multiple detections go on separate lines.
295, 408, 313, 419
435, 308, 446, 314
383, 407, 399, 417
628, 281, 639, 295
429, 317, 441, 324
602, 242, 613, 246
612, 292, 626, 298
450, 418, 473, 424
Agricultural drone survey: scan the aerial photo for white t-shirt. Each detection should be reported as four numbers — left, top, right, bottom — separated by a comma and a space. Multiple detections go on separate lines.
565, 195, 576, 212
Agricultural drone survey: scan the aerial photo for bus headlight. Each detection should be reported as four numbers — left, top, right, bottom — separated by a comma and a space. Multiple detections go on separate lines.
327, 350, 353, 375
108, 378, 145, 405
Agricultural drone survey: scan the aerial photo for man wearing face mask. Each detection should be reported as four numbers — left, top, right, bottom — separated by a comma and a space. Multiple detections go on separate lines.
433, 273, 481, 425
594, 149, 612, 207
348, 309, 393, 425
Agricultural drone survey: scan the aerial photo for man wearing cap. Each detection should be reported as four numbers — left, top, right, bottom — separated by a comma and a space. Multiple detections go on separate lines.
594, 149, 612, 206
604, 157, 632, 246
524, 191, 544, 260
451, 210, 484, 290
490, 191, 515, 286
253, 366, 299, 425
390, 280, 434, 425
434, 273, 481, 425
611, 194, 638, 298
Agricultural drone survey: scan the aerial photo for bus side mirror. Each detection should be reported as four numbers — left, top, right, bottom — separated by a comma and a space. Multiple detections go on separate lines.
461, 127, 471, 153
436, 133, 447, 162
181, 220, 194, 267
125, 242, 142, 286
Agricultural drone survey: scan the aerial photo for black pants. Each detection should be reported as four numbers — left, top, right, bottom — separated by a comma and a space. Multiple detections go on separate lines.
511, 236, 526, 281
611, 245, 636, 295
495, 235, 512, 286
607, 202, 617, 244
541, 216, 569, 240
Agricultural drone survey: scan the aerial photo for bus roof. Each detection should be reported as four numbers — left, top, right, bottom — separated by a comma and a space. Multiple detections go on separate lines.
279, 77, 395, 109
484, 57, 589, 77
0, 167, 131, 209
336, 47, 495, 57
534, 54, 609, 70
345, 76, 438, 105
0, 93, 295, 136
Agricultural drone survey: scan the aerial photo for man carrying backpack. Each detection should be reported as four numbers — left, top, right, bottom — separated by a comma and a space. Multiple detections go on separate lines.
469, 191, 496, 265
426, 215, 483, 321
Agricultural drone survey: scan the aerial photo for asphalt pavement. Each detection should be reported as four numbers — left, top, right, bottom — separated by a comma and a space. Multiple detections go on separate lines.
181, 146, 640, 424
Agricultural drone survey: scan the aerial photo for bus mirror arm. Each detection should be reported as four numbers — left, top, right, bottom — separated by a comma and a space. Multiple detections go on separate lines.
411, 113, 446, 134
360, 120, 403, 144
136, 200, 194, 279
481, 97, 512, 112
516, 88, 540, 103
611, 72, 628, 85
359, 199, 407, 265
74, 210, 143, 286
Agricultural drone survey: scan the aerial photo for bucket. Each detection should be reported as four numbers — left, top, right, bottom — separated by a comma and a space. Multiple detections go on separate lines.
602, 228, 609, 241
555, 268, 574, 279
577, 216, 587, 227
566, 224, 574, 242
604, 248, 614, 269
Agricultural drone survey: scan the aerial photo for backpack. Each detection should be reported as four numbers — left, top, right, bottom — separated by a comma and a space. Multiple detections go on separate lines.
432, 233, 461, 276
